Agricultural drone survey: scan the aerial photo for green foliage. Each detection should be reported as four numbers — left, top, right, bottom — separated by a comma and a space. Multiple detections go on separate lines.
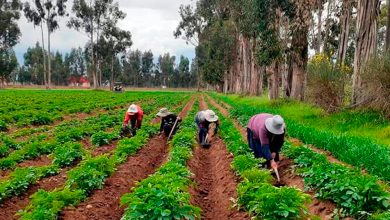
0, 120, 7, 131
0, 166, 59, 202
19, 188, 85, 220
31, 113, 53, 126
66, 155, 115, 195
52, 143, 85, 167
90, 131, 116, 146
211, 93, 390, 183
284, 142, 390, 218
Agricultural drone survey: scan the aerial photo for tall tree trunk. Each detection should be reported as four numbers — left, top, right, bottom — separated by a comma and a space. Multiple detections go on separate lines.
337, 0, 352, 64
352, 0, 380, 103
40, 23, 47, 89
235, 34, 243, 93
110, 55, 114, 91
249, 38, 259, 96
90, 31, 97, 89
290, 27, 309, 101
242, 37, 250, 94
323, 0, 334, 53
316, 0, 323, 54
386, 0, 390, 50
268, 61, 280, 99
47, 19, 51, 89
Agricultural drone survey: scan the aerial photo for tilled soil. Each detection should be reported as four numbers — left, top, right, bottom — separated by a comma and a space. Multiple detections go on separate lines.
0, 167, 70, 220
187, 96, 248, 220
277, 156, 336, 219
188, 138, 249, 220
59, 98, 195, 220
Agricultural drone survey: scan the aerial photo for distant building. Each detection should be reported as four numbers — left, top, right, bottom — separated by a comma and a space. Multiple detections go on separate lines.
69, 76, 90, 88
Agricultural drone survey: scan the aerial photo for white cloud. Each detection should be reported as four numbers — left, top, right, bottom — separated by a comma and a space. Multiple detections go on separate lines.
14, 0, 195, 64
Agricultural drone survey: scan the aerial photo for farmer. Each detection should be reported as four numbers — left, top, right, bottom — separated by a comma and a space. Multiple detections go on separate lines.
195, 109, 219, 145
122, 104, 143, 136
156, 108, 182, 137
247, 114, 285, 169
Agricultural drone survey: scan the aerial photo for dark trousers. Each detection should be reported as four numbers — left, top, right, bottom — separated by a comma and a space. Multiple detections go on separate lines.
195, 118, 208, 142
130, 119, 137, 136
247, 128, 280, 165
163, 124, 179, 136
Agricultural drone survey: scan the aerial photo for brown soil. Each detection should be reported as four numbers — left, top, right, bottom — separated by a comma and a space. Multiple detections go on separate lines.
91, 140, 120, 157
59, 97, 195, 220
187, 96, 248, 220
188, 138, 249, 220
0, 167, 70, 220
0, 155, 52, 179
277, 156, 336, 220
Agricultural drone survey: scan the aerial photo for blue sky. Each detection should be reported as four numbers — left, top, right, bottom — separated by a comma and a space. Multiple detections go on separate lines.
14, 0, 196, 65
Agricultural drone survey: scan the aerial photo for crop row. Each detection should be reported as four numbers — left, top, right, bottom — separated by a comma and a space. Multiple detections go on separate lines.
210, 93, 390, 183
18, 95, 190, 219
0, 90, 142, 129
0, 94, 165, 164
120, 100, 200, 220
206, 102, 313, 219
283, 142, 390, 219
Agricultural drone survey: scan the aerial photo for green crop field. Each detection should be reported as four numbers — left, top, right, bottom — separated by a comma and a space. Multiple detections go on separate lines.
0, 90, 388, 220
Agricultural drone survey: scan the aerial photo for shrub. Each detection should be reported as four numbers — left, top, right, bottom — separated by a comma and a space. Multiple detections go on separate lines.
52, 143, 85, 167
306, 53, 349, 112
360, 52, 390, 117
31, 114, 53, 126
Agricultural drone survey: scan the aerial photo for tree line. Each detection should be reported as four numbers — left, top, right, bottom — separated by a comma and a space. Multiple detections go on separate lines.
175, 0, 389, 114
0, 0, 196, 89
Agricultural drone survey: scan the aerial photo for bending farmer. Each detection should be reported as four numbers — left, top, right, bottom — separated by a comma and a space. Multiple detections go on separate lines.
195, 110, 219, 146
247, 114, 285, 169
156, 108, 181, 137
123, 104, 143, 136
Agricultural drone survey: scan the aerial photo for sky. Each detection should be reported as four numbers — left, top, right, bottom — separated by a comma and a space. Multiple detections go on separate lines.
14, 0, 196, 65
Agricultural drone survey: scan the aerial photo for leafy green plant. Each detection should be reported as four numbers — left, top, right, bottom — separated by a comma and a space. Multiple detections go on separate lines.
30, 114, 53, 126
52, 143, 85, 167
90, 131, 115, 146
283, 142, 390, 218
0, 120, 7, 131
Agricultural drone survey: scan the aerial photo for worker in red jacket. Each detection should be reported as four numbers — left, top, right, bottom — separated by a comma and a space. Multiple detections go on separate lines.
123, 104, 143, 136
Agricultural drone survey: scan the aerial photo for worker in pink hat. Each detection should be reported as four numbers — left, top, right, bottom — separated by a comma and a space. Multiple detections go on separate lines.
122, 104, 143, 136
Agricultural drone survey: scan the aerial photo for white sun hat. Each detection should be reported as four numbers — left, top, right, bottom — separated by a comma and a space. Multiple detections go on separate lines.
156, 108, 172, 117
127, 104, 138, 113
205, 110, 219, 122
265, 115, 285, 135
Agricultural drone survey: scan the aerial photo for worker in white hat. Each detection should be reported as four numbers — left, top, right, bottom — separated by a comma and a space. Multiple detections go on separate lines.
122, 104, 144, 136
156, 108, 181, 137
247, 113, 286, 169
194, 109, 219, 147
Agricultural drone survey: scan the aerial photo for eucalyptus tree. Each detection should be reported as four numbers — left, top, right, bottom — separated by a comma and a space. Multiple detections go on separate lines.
23, 0, 68, 89
68, 0, 122, 89
0, 0, 21, 88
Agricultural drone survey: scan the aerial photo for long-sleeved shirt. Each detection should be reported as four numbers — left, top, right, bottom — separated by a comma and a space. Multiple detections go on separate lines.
247, 113, 285, 160
247, 113, 273, 145
123, 105, 143, 128
160, 114, 181, 132
195, 111, 220, 131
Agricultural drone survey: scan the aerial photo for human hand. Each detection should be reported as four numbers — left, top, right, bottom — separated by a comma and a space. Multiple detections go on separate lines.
270, 159, 278, 170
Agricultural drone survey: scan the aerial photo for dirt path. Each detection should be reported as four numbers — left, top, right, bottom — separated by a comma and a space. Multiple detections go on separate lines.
188, 96, 248, 220
59, 98, 195, 220
206, 95, 337, 219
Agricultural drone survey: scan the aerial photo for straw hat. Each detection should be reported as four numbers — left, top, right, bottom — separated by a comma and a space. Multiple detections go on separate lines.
265, 115, 285, 135
127, 104, 138, 114
156, 108, 172, 117
205, 110, 219, 122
